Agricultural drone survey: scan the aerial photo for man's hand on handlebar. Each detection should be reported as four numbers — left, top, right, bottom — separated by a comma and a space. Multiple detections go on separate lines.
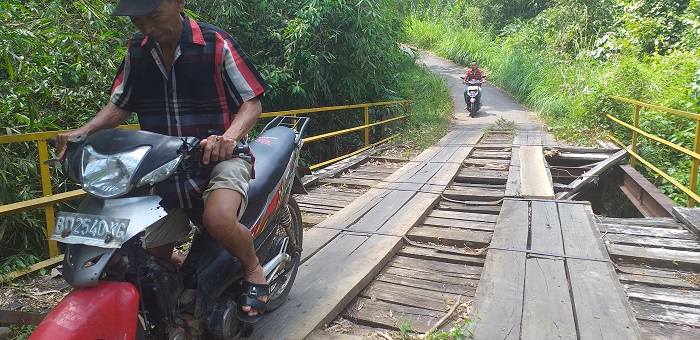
200, 135, 238, 165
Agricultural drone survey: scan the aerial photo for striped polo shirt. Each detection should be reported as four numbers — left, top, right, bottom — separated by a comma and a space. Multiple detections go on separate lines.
110, 13, 268, 209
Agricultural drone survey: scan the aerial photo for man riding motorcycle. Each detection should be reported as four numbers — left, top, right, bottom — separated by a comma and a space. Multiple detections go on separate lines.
462, 60, 486, 111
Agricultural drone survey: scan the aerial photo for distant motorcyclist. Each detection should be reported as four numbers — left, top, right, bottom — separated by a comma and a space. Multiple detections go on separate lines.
462, 61, 486, 110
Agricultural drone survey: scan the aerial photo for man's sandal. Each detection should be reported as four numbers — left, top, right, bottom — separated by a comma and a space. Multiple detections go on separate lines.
236, 281, 270, 323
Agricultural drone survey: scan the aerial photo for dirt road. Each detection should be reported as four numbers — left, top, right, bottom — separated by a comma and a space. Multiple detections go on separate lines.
415, 49, 545, 129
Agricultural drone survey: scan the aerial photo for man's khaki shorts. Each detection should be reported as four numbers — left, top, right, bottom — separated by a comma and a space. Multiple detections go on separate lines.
143, 157, 252, 248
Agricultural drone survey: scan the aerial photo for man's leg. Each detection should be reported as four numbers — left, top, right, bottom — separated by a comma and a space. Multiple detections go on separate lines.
202, 188, 267, 318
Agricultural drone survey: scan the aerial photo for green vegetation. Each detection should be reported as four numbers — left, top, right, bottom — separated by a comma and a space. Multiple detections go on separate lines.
403, 0, 700, 205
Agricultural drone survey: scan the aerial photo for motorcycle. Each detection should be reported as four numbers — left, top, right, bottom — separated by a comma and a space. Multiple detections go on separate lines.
461, 77, 484, 117
30, 115, 310, 339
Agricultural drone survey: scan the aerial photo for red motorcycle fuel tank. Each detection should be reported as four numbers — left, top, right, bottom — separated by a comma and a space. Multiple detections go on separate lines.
30, 281, 139, 339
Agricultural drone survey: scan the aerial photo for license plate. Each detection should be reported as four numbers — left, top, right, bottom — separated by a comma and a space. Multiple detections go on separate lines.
51, 212, 130, 248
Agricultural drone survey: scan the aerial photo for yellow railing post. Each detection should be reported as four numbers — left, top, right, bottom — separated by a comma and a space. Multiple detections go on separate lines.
37, 139, 58, 257
364, 106, 370, 148
630, 104, 640, 167
690, 120, 700, 207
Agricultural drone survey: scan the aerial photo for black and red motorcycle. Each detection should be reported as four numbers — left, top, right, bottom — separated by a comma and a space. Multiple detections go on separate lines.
31, 116, 309, 339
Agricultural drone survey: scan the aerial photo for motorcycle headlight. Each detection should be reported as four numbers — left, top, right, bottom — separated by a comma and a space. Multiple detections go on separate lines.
82, 145, 150, 198
137, 156, 182, 187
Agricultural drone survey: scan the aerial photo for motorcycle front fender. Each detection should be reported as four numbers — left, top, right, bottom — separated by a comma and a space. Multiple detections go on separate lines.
30, 281, 139, 339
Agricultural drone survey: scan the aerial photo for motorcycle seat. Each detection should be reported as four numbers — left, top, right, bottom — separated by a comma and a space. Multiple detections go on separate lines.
240, 126, 296, 227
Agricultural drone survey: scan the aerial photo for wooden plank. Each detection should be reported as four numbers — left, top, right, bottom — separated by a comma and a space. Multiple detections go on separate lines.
504, 146, 521, 197
519, 146, 555, 199
359, 281, 457, 312
407, 225, 492, 248
622, 283, 700, 307
607, 243, 700, 271
558, 202, 643, 339
630, 300, 700, 328
638, 319, 700, 340
377, 265, 480, 296
441, 187, 504, 201
397, 245, 486, 266
427, 210, 498, 223
597, 217, 682, 228
343, 297, 442, 332
560, 148, 628, 199
522, 201, 576, 340
597, 223, 695, 240
471, 199, 529, 339
436, 201, 503, 215
603, 233, 700, 251
421, 216, 495, 231
619, 164, 676, 217
389, 256, 482, 279
673, 207, 700, 238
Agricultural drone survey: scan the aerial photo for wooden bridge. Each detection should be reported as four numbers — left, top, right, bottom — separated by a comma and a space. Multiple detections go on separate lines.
2, 52, 700, 339
252, 121, 700, 339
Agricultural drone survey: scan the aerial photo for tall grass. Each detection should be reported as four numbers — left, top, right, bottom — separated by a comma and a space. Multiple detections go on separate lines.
404, 11, 700, 204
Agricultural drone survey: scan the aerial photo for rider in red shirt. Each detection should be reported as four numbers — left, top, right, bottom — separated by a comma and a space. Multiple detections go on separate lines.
462, 61, 486, 110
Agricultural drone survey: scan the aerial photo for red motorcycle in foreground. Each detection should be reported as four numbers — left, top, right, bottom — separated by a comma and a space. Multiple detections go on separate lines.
31, 116, 309, 339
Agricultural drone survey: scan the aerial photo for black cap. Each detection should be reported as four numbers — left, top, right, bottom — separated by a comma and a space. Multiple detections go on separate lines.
111, 0, 163, 16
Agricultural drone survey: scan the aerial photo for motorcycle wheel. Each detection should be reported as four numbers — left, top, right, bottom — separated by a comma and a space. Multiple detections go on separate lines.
265, 196, 303, 311
469, 105, 477, 117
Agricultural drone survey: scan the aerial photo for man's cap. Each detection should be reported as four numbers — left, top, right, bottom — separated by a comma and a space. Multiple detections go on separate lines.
111, 0, 163, 16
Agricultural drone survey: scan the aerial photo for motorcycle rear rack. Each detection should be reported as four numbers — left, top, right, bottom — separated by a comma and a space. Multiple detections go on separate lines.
261, 116, 310, 146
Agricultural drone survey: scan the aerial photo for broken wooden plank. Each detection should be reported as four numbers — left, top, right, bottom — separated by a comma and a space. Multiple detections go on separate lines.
560, 148, 628, 199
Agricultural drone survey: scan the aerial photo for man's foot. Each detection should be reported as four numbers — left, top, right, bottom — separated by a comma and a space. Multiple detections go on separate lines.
464, 105, 468, 110
236, 281, 269, 323
236, 266, 268, 323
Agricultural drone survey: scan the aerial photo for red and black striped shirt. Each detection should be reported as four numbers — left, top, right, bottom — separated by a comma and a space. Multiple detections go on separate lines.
110, 13, 268, 208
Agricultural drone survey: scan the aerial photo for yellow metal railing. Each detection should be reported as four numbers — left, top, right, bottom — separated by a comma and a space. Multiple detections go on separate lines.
607, 96, 700, 207
0, 100, 408, 281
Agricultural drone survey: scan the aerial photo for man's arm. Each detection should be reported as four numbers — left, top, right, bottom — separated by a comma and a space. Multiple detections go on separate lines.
200, 97, 263, 164
56, 102, 132, 158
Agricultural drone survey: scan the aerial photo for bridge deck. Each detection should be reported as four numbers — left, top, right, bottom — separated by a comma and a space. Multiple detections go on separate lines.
257, 125, 700, 339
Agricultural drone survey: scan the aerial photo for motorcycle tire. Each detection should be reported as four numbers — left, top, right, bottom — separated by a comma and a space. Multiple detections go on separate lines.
265, 196, 303, 311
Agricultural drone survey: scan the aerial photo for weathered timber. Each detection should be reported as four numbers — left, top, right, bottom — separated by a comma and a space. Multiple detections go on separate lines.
559, 202, 642, 339
559, 148, 628, 200
396, 245, 486, 266
519, 146, 555, 199
630, 299, 700, 328
407, 225, 492, 248
597, 223, 695, 239
421, 216, 495, 231
504, 145, 521, 197
521, 201, 576, 340
638, 319, 700, 340
375, 265, 480, 296
597, 216, 683, 228
622, 283, 700, 307
607, 243, 700, 271
673, 207, 700, 238
427, 210, 498, 223
343, 297, 442, 332
603, 233, 700, 251
618, 164, 676, 217
470, 199, 529, 339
